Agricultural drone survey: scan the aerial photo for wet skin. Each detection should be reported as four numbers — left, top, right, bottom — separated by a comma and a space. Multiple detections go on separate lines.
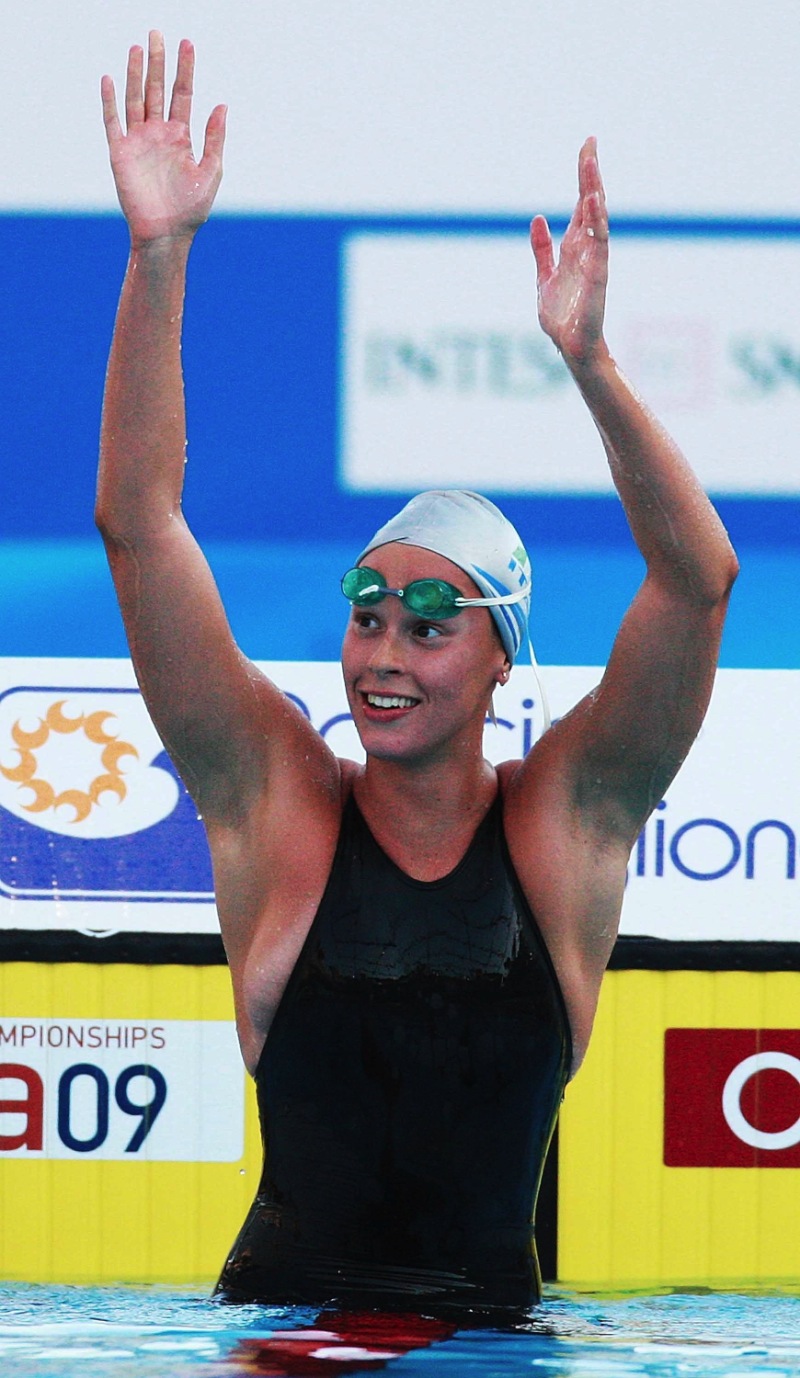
97, 38, 738, 1078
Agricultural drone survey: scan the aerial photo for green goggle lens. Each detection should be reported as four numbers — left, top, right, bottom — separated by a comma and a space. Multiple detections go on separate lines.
341, 566, 388, 605
341, 567, 463, 619
405, 579, 460, 616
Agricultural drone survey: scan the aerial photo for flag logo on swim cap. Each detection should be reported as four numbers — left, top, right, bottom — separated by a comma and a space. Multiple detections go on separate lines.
357, 490, 532, 664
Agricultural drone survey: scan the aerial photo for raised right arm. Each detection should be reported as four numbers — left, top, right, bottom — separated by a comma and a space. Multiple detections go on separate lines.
96, 35, 340, 834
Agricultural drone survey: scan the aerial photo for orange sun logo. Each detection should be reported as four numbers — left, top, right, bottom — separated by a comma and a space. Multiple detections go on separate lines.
0, 700, 139, 824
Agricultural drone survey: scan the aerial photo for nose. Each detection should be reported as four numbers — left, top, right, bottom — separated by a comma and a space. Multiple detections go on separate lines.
366, 621, 406, 678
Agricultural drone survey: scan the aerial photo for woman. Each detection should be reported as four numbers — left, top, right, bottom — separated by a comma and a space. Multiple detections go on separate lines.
98, 34, 737, 1319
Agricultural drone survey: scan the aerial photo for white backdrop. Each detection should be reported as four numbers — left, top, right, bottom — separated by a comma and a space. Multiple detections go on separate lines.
3, 1, 798, 215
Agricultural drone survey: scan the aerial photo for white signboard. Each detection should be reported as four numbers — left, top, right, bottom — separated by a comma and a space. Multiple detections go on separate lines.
0, 660, 216, 934
0, 1019, 243, 1161
341, 234, 800, 495
0, 658, 798, 944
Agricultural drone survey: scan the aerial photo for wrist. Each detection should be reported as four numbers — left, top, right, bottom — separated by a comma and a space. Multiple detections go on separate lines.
561, 337, 613, 380
128, 233, 195, 278
129, 228, 195, 252
123, 236, 193, 316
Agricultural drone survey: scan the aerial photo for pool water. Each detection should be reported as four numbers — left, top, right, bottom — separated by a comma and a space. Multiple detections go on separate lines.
2, 1286, 800, 1378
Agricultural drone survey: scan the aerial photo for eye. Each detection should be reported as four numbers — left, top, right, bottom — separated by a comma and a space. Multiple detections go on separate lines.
353, 609, 380, 630
413, 621, 444, 640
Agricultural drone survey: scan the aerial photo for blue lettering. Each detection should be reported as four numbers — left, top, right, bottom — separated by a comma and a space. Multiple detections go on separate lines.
320, 712, 355, 739
745, 820, 796, 880
635, 827, 646, 877
283, 692, 311, 720
655, 808, 666, 877
58, 1064, 109, 1153
521, 698, 535, 757
670, 818, 741, 881
115, 1065, 167, 1152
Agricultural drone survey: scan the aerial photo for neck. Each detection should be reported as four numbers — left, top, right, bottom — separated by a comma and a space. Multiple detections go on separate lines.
363, 754, 494, 812
354, 741, 498, 877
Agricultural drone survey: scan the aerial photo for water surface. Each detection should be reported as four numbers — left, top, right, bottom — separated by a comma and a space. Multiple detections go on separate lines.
2, 1285, 800, 1377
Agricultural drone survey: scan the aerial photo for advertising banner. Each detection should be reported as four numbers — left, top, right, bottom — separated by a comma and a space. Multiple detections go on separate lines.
664, 1027, 800, 1167
341, 233, 800, 496
0, 662, 214, 933
0, 1018, 243, 1161
0, 961, 258, 1286
0, 658, 798, 943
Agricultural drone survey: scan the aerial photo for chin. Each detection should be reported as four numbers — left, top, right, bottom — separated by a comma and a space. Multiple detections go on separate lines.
354, 722, 425, 764
357, 732, 419, 764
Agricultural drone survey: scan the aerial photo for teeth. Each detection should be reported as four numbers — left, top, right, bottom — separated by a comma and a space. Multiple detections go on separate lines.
366, 694, 417, 709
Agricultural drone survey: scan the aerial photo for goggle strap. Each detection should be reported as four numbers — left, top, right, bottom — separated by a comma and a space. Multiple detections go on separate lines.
527, 628, 552, 734
454, 588, 529, 609
461, 586, 549, 732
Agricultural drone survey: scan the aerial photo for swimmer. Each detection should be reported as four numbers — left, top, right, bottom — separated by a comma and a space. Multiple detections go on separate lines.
98, 34, 738, 1320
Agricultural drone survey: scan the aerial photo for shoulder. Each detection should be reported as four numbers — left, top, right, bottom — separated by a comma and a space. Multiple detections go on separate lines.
498, 714, 632, 897
496, 714, 580, 815
337, 757, 362, 802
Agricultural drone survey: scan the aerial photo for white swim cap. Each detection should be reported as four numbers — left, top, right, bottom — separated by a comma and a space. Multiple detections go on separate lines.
358, 490, 531, 665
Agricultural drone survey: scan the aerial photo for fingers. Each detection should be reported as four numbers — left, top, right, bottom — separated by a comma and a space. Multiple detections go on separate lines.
577, 136, 598, 198
168, 38, 195, 126
530, 215, 555, 282
584, 190, 609, 244
201, 105, 228, 172
575, 137, 608, 244
579, 138, 607, 215
100, 75, 122, 145
144, 30, 166, 120
125, 44, 144, 128
109, 33, 219, 153
563, 192, 585, 246
123, 35, 166, 129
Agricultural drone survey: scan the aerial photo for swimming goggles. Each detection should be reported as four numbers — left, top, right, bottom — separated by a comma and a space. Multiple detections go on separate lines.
341, 566, 530, 620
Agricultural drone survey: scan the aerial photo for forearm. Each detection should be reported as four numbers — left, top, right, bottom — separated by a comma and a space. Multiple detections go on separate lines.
568, 345, 739, 603
96, 235, 194, 543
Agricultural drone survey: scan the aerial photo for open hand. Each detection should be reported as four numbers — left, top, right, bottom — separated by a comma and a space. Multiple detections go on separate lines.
101, 32, 226, 246
531, 138, 609, 366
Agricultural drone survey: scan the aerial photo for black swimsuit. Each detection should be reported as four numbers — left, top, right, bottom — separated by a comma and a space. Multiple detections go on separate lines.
216, 794, 571, 1318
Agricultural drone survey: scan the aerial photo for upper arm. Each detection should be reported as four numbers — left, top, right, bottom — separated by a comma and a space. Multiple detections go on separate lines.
575, 572, 731, 835
101, 514, 339, 822
501, 576, 732, 1068
519, 568, 733, 845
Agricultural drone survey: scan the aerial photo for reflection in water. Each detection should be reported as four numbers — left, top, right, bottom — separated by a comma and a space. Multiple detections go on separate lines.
225, 1311, 456, 1375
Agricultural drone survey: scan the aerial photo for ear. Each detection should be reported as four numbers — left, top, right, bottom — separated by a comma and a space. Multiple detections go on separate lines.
494, 658, 511, 686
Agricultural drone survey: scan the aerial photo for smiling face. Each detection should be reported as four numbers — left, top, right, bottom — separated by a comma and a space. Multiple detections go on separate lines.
341, 543, 510, 766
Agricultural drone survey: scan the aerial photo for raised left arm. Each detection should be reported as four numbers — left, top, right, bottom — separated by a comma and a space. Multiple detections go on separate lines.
500, 142, 737, 1068
528, 139, 739, 839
